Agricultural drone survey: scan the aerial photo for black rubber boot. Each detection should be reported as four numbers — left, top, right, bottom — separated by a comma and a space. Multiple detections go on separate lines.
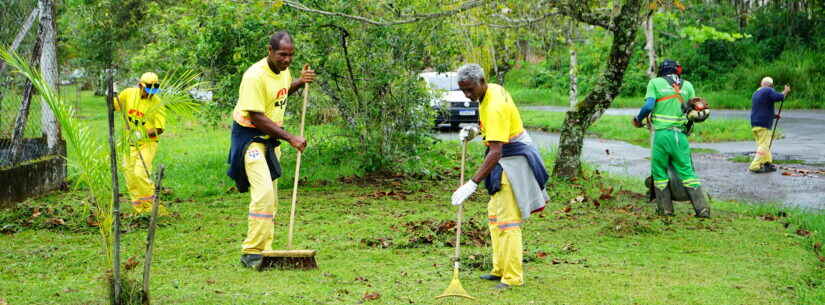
686, 186, 711, 218
480, 274, 502, 281
240, 254, 263, 269
654, 185, 674, 216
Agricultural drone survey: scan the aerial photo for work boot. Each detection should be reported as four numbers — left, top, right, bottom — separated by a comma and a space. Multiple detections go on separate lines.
480, 274, 502, 281
750, 164, 773, 174
686, 186, 711, 218
654, 185, 674, 216
240, 254, 263, 269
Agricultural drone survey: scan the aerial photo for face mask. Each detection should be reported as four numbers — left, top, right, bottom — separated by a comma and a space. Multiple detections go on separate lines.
144, 87, 160, 95
143, 82, 160, 95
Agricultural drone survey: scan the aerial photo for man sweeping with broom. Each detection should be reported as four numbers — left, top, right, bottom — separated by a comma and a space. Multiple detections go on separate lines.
115, 72, 168, 215
227, 31, 315, 269
450, 63, 548, 290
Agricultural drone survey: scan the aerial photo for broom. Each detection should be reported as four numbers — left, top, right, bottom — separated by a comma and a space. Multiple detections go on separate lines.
260, 75, 317, 270
435, 140, 475, 300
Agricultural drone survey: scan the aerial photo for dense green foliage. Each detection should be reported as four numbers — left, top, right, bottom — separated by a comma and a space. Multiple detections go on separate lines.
60, 0, 470, 173
508, 2, 825, 108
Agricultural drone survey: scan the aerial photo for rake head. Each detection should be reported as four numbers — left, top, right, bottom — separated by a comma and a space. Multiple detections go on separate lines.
435, 266, 475, 300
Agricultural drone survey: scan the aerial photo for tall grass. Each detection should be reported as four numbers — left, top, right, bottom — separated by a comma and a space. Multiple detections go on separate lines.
520, 110, 755, 147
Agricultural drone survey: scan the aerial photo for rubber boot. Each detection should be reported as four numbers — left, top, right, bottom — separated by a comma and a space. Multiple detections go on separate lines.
654, 185, 674, 216
686, 186, 711, 218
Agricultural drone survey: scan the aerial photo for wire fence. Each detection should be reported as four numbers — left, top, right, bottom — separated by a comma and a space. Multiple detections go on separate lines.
0, 74, 48, 168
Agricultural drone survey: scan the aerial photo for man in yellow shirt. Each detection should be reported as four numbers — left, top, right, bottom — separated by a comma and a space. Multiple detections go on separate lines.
115, 72, 167, 215
227, 31, 315, 269
451, 64, 549, 290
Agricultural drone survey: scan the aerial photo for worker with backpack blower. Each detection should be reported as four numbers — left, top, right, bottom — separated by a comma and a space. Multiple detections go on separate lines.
632, 60, 711, 218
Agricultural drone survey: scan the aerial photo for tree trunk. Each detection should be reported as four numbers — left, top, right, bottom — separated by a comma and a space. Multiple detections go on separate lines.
9, 31, 44, 164
38, 0, 63, 155
567, 21, 578, 109
553, 0, 646, 179
643, 12, 657, 79
0, 7, 40, 76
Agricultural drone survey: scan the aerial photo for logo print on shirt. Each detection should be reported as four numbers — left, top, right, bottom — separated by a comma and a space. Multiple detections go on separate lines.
246, 148, 262, 161
274, 88, 288, 107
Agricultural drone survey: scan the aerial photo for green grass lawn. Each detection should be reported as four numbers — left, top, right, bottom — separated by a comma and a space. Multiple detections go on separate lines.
1, 90, 824, 304
520, 110, 756, 147
2, 166, 825, 304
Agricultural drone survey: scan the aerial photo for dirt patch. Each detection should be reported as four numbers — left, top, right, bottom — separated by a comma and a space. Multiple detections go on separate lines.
361, 219, 489, 249
600, 215, 658, 237
0, 204, 77, 234
395, 219, 488, 248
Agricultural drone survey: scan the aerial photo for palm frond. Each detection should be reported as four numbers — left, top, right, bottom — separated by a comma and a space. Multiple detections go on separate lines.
0, 47, 115, 263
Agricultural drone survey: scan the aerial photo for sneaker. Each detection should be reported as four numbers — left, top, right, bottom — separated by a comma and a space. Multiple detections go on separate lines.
240, 254, 263, 269
480, 274, 502, 281
764, 163, 777, 172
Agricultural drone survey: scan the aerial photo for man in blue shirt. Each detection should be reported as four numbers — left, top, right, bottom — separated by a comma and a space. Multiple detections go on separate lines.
749, 76, 790, 173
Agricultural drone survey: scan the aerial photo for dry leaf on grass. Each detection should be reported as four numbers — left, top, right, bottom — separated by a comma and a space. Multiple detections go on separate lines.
124, 256, 140, 271
363, 292, 381, 301
796, 229, 812, 237
45, 218, 65, 226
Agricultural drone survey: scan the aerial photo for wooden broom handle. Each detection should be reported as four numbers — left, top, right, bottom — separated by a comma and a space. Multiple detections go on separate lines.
287, 81, 309, 249
455, 140, 467, 261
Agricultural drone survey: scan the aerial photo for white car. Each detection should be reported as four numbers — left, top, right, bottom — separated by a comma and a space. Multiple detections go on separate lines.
419, 71, 479, 129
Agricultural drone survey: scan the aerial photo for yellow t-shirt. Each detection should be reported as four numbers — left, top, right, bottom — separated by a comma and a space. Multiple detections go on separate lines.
115, 87, 166, 141
232, 58, 292, 127
479, 84, 524, 144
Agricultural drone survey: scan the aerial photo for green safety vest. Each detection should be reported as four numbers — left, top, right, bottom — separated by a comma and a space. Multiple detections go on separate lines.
646, 77, 695, 130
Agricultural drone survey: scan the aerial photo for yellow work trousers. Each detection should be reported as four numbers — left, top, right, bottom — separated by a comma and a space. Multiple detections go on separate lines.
487, 172, 524, 286
241, 142, 281, 255
124, 141, 166, 215
749, 127, 773, 171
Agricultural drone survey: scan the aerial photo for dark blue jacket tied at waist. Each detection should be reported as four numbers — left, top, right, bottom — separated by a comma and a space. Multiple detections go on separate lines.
227, 122, 282, 193
484, 142, 548, 195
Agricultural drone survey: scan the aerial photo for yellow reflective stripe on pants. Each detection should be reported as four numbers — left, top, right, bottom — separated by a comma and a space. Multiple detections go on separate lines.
487, 172, 524, 286
124, 141, 166, 215
749, 127, 773, 171
242, 142, 280, 255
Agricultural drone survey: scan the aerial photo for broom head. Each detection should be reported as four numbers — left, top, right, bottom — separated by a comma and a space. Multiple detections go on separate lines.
259, 249, 317, 270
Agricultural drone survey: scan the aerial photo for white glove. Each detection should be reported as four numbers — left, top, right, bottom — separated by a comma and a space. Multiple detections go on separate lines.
133, 130, 144, 141
451, 180, 478, 206
458, 126, 480, 142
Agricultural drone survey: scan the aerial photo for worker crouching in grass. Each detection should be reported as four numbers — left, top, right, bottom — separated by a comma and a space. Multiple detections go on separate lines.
116, 72, 168, 215
451, 64, 548, 290
226, 31, 315, 269
749, 76, 790, 173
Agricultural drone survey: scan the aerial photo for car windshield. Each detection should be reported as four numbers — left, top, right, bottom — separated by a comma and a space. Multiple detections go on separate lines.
424, 73, 459, 91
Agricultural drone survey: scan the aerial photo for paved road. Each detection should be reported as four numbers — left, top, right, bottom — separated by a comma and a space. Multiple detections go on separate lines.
442, 107, 825, 208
